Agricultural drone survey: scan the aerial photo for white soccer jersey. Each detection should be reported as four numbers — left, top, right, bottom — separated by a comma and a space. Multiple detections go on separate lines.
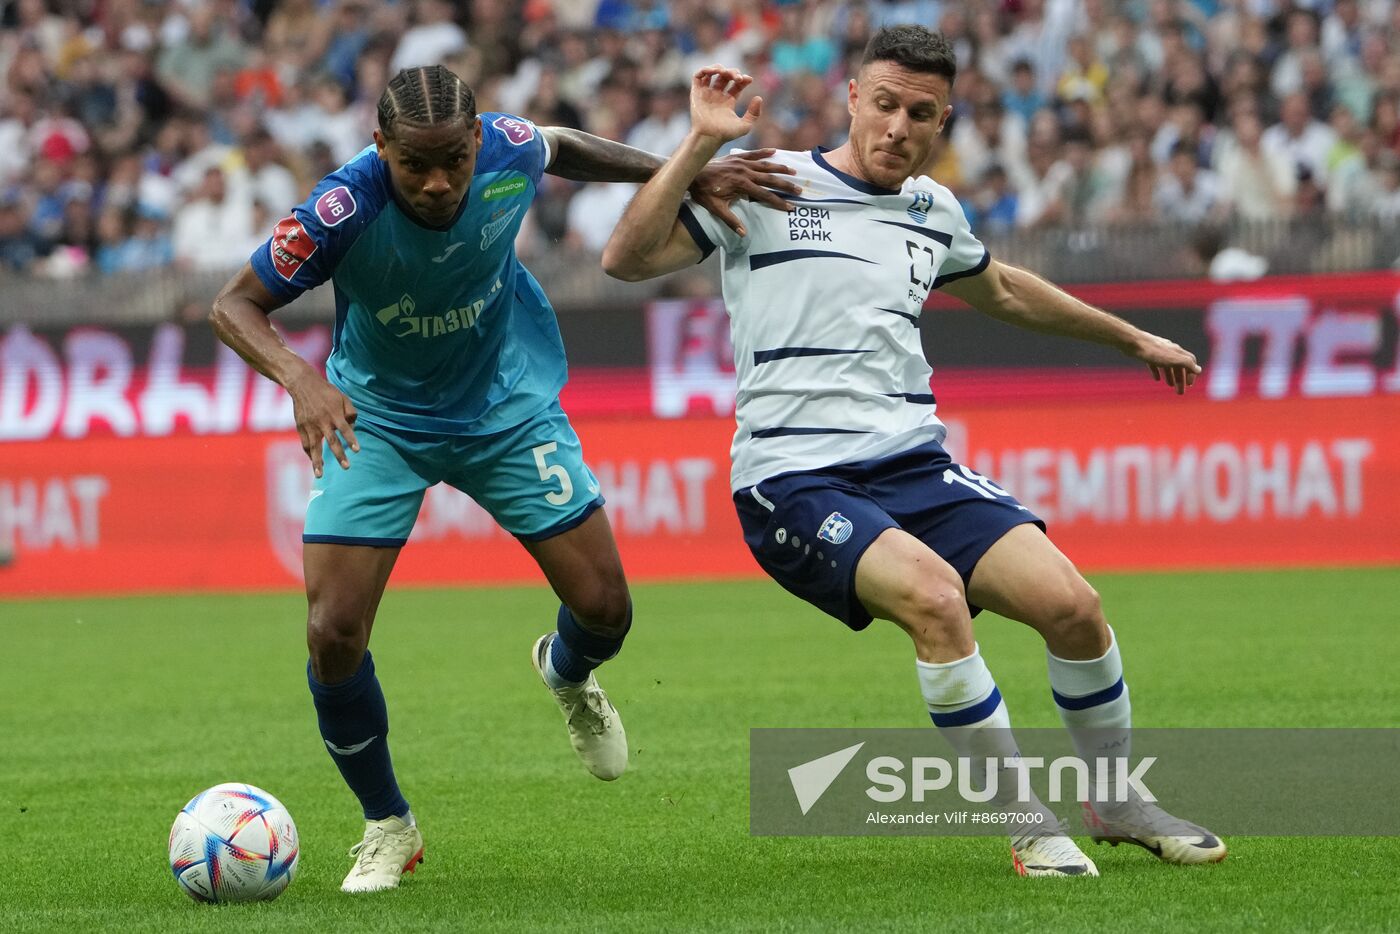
679, 147, 990, 491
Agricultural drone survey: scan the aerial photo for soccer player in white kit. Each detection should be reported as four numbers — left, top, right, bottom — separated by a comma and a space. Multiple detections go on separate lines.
603, 26, 1227, 877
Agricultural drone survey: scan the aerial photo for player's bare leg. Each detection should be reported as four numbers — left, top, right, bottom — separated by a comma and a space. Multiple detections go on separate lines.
857, 529, 1098, 877
304, 543, 425, 892
305, 542, 399, 683
969, 525, 1226, 865
523, 508, 631, 780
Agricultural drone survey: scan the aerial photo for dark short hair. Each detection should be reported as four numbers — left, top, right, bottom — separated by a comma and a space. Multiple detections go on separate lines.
377, 65, 477, 140
861, 25, 957, 82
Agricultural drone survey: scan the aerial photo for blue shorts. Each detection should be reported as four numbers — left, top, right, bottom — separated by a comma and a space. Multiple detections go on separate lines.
304, 401, 604, 546
733, 440, 1044, 631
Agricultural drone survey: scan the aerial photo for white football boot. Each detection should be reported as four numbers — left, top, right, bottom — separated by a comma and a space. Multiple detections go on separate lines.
1011, 824, 1100, 877
1084, 800, 1228, 865
531, 633, 628, 781
341, 813, 424, 893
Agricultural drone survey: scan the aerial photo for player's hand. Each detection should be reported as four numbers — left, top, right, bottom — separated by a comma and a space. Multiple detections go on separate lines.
286, 369, 359, 477
1133, 333, 1201, 395
691, 149, 800, 235
689, 65, 763, 145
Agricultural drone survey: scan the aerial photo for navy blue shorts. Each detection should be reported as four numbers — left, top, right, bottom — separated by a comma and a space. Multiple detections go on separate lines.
733, 440, 1045, 631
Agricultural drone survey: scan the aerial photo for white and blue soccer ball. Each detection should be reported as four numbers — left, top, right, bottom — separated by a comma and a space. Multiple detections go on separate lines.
168, 783, 300, 903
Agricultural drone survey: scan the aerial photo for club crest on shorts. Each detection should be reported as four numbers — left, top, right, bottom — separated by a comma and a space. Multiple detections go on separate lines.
817, 512, 853, 545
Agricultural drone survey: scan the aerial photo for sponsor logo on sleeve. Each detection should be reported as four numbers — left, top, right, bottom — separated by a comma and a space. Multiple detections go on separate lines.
492, 115, 536, 145
314, 185, 357, 227
269, 215, 318, 282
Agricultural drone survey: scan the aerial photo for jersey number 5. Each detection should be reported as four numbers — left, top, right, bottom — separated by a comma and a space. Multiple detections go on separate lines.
531, 442, 574, 505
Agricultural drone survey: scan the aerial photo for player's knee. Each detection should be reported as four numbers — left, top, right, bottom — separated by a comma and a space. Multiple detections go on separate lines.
889, 573, 973, 655
1039, 578, 1106, 654
305, 603, 368, 680
903, 574, 968, 626
565, 573, 631, 638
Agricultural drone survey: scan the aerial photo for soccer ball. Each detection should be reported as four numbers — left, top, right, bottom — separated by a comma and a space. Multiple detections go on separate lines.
168, 783, 300, 903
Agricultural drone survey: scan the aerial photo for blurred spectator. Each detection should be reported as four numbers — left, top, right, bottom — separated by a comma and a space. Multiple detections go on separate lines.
170, 166, 254, 271
951, 98, 1029, 190
627, 84, 690, 157
1217, 111, 1296, 220
27, 158, 72, 253
682, 14, 748, 80
263, 0, 322, 77
233, 49, 286, 111
95, 206, 174, 275
1263, 92, 1339, 183
391, 0, 468, 74
1270, 8, 1323, 101
1373, 153, 1400, 221
1323, 0, 1366, 68
156, 5, 246, 112
1155, 141, 1221, 224
317, 0, 376, 94
265, 75, 363, 165
1002, 59, 1045, 126
1056, 34, 1107, 108
1325, 104, 1371, 217
1292, 166, 1327, 219
0, 93, 38, 187
564, 113, 636, 253
1000, 0, 1078, 98
0, 196, 40, 271
1105, 130, 1161, 226
962, 163, 1019, 235
769, 3, 837, 78
236, 128, 301, 213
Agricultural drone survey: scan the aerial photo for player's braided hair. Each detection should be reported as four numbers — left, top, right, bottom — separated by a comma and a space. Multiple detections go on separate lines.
377, 65, 477, 139
862, 25, 957, 82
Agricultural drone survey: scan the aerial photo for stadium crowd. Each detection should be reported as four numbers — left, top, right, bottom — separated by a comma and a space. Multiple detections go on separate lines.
2, 0, 1399, 279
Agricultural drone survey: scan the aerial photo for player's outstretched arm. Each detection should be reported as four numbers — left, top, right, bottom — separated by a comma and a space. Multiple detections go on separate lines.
543, 74, 795, 237
211, 264, 359, 476
602, 66, 766, 281
942, 258, 1202, 394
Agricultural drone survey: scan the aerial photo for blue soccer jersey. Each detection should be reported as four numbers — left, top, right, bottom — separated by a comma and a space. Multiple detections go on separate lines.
250, 113, 564, 435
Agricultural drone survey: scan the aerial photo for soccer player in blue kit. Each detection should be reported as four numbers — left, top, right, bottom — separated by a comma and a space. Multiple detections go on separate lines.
210, 64, 798, 893
604, 29, 1228, 877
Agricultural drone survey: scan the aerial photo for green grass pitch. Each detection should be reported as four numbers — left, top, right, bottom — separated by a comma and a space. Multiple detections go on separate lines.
3, 568, 1398, 932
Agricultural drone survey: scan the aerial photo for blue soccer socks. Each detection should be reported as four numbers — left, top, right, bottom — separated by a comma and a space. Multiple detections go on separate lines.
308, 652, 410, 821
544, 603, 631, 689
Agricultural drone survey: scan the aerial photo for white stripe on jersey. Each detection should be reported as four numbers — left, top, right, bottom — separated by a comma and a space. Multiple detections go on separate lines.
681, 148, 989, 491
